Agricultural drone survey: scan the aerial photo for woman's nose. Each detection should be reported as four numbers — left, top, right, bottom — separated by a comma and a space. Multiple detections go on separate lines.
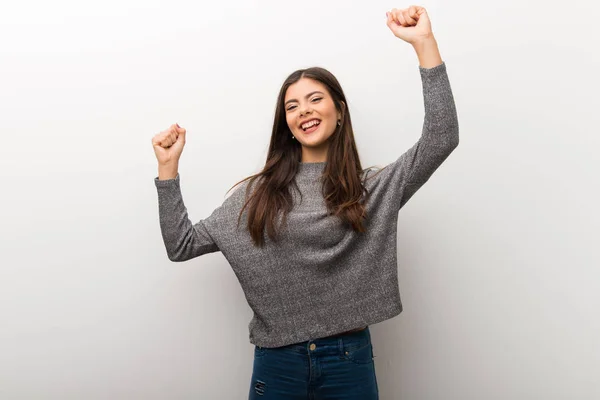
299, 105, 312, 116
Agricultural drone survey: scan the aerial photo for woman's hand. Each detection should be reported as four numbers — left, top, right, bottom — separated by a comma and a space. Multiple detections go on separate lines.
152, 123, 186, 166
386, 6, 433, 44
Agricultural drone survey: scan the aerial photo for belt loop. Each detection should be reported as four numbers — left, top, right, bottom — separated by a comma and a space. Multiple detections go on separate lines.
337, 337, 344, 356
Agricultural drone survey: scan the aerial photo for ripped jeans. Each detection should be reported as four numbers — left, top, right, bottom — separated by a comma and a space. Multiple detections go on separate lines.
248, 326, 379, 399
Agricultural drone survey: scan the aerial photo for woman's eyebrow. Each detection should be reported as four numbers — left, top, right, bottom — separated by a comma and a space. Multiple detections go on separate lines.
285, 91, 324, 106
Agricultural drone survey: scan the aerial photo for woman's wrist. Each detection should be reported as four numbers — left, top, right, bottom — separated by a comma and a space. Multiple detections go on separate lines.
412, 36, 443, 69
158, 162, 179, 180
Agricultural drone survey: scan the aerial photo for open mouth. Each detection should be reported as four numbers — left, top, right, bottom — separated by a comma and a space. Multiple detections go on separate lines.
301, 119, 321, 134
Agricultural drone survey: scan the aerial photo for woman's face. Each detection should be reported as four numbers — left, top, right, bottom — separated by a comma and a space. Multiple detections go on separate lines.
284, 78, 341, 160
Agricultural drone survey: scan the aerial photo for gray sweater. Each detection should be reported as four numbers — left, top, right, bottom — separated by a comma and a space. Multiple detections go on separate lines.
154, 62, 459, 348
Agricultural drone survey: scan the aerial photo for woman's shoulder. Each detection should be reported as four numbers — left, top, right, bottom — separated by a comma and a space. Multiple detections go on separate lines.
360, 164, 386, 182
223, 173, 265, 202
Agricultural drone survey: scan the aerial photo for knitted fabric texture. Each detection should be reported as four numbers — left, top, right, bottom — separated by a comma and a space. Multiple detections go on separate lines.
154, 62, 459, 348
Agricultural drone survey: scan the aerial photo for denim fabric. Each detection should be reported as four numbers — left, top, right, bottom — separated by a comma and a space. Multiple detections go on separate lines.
248, 326, 379, 399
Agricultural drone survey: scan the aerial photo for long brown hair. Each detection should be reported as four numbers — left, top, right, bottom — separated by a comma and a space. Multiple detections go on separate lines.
227, 66, 373, 247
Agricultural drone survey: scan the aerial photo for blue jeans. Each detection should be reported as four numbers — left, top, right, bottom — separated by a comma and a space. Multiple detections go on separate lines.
248, 326, 379, 399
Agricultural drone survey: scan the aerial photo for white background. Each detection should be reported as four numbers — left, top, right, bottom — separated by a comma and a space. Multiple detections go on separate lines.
1, 0, 599, 398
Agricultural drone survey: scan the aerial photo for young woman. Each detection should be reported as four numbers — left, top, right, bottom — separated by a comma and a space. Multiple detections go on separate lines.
152, 6, 458, 399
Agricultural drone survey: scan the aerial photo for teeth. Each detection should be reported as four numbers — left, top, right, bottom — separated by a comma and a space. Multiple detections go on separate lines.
302, 120, 320, 130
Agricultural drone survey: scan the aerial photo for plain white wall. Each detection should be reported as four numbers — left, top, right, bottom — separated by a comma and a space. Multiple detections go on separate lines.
1, 0, 598, 398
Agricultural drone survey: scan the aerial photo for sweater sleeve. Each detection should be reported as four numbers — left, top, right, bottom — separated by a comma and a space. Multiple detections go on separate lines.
154, 174, 227, 262
372, 61, 459, 211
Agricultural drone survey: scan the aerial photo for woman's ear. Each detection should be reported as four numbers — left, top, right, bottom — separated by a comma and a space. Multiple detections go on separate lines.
338, 100, 346, 119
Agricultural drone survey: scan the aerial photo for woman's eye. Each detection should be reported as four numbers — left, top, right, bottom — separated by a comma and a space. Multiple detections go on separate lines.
286, 98, 320, 111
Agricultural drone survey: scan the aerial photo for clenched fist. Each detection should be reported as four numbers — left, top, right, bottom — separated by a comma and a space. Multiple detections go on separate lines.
152, 123, 186, 166
386, 6, 433, 44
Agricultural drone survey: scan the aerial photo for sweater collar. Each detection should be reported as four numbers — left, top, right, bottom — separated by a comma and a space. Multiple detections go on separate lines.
297, 161, 327, 178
